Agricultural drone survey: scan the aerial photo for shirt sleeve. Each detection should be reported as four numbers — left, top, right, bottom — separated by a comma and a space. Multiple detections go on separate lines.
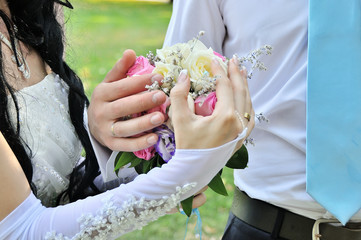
83, 108, 138, 183
164, 0, 226, 54
0, 131, 246, 240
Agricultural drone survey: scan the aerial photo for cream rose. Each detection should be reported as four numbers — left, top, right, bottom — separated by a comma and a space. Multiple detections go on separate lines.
183, 48, 227, 80
156, 43, 190, 65
153, 62, 182, 90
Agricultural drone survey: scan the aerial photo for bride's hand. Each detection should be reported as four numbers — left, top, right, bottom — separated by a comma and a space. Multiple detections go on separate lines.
170, 57, 254, 149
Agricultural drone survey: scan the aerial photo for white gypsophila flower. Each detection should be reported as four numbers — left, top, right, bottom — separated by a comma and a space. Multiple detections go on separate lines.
152, 62, 182, 90
234, 45, 273, 79
156, 43, 191, 66
255, 112, 270, 123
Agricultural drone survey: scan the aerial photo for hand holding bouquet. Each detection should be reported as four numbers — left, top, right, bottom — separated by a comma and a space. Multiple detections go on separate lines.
115, 32, 271, 216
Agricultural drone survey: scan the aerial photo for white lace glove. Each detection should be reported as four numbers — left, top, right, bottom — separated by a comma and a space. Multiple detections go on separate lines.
0, 131, 246, 240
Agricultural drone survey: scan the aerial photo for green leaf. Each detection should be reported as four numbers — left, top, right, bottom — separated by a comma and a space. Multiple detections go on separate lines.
142, 159, 152, 173
129, 157, 142, 168
180, 196, 194, 217
226, 145, 248, 169
114, 152, 137, 172
208, 173, 228, 196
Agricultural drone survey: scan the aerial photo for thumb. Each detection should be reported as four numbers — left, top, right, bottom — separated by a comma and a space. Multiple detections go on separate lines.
170, 69, 192, 124
104, 49, 137, 83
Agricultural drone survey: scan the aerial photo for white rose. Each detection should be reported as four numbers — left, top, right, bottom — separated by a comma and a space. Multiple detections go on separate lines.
153, 62, 182, 91
156, 43, 189, 65
183, 48, 227, 80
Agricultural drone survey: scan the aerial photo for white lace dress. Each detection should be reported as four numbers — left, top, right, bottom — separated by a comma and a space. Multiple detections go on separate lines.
0, 73, 245, 239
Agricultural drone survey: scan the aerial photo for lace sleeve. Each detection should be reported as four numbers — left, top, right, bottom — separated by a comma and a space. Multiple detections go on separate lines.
0, 131, 246, 240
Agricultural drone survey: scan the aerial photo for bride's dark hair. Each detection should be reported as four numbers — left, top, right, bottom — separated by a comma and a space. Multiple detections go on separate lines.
0, 0, 101, 203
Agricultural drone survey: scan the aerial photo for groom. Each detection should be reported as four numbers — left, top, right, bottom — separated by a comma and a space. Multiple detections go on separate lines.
161, 0, 361, 240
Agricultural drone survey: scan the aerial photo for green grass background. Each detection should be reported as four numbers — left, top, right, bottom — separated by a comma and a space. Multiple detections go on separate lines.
65, 1, 235, 239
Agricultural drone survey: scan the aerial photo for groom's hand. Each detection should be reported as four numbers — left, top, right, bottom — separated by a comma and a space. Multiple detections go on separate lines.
88, 49, 167, 151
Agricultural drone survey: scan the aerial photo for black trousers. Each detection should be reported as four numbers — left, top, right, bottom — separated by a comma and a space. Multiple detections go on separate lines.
222, 212, 288, 240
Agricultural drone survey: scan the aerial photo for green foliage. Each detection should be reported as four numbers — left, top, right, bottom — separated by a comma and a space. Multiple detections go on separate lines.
208, 173, 228, 196
114, 152, 139, 174
226, 145, 248, 169
181, 196, 194, 217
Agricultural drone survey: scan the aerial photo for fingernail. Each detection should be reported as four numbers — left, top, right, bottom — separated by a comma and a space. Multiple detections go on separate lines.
150, 114, 162, 125
241, 66, 247, 78
177, 69, 188, 83
151, 74, 163, 83
152, 91, 163, 103
212, 57, 220, 65
147, 135, 157, 145
232, 55, 239, 65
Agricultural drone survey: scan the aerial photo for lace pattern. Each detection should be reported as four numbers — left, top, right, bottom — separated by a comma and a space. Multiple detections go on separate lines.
45, 183, 197, 240
7, 73, 82, 206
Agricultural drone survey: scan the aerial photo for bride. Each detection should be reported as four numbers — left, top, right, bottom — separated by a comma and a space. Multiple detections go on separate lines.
0, 0, 254, 239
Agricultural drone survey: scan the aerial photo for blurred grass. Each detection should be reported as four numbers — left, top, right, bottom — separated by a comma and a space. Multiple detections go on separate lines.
65, 1, 234, 239
65, 0, 172, 96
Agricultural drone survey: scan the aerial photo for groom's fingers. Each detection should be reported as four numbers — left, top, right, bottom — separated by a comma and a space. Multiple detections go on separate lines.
108, 132, 159, 152
106, 91, 166, 119
110, 113, 165, 137
192, 193, 207, 209
104, 49, 137, 83
96, 74, 165, 102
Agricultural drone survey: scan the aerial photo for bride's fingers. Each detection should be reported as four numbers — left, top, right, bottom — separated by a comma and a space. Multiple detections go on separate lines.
228, 58, 254, 130
192, 193, 207, 209
239, 67, 255, 135
211, 58, 235, 115
228, 57, 246, 113
169, 69, 192, 125
239, 66, 253, 121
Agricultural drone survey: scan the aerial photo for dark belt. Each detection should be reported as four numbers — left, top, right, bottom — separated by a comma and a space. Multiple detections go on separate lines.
231, 188, 361, 240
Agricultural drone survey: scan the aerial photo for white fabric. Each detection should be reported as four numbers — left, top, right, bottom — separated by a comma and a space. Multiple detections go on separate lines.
164, 0, 361, 221
1, 72, 247, 238
0, 133, 245, 239
84, 110, 137, 182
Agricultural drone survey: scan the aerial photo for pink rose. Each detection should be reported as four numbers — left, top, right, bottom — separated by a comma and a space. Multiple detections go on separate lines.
194, 92, 217, 116
127, 56, 155, 77
134, 145, 156, 160
147, 97, 171, 121
213, 51, 226, 62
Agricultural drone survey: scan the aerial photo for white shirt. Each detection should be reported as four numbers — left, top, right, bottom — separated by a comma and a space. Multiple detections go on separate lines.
164, 0, 361, 221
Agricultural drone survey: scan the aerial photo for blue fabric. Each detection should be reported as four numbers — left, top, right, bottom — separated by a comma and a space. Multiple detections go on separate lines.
306, 0, 361, 225
180, 208, 202, 239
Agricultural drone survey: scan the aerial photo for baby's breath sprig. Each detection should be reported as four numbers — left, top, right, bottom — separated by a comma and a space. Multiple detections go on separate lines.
255, 112, 269, 123
244, 137, 255, 147
146, 51, 157, 66
145, 80, 160, 92
234, 45, 273, 79
190, 30, 205, 52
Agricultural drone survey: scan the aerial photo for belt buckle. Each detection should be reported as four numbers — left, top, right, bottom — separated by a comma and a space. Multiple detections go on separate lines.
312, 218, 340, 240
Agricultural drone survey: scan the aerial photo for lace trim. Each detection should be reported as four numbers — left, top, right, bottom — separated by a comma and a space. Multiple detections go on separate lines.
45, 183, 197, 240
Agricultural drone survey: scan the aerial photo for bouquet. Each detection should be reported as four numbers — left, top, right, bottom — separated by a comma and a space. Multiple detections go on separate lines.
114, 32, 272, 216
